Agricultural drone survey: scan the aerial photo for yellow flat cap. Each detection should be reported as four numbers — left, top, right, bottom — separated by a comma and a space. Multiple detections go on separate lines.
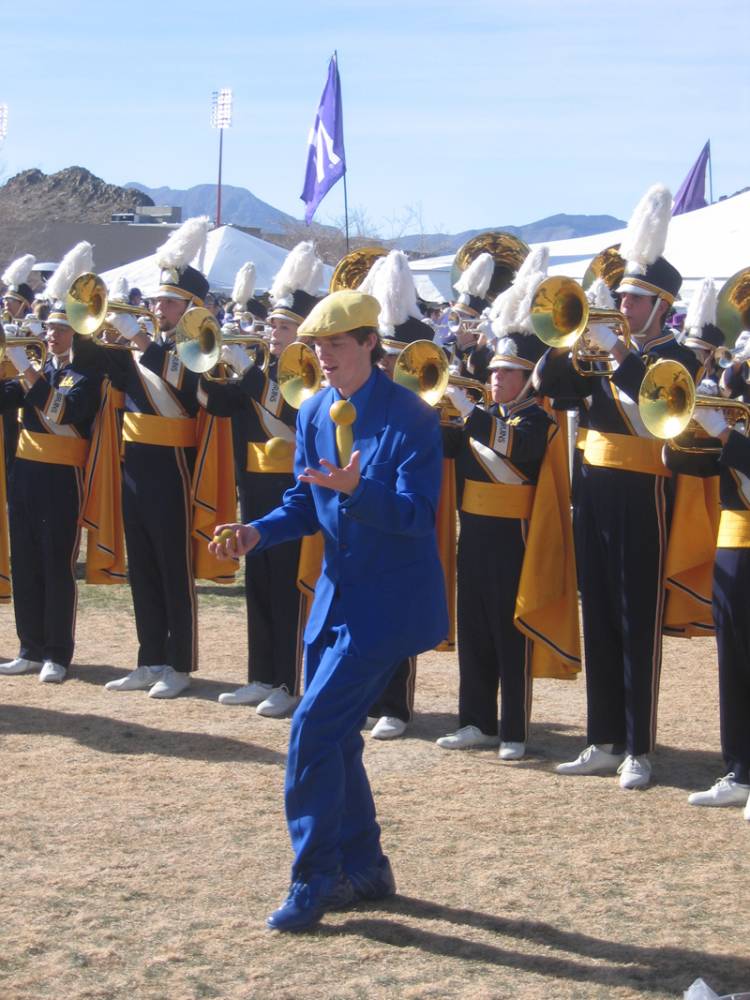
298, 290, 380, 338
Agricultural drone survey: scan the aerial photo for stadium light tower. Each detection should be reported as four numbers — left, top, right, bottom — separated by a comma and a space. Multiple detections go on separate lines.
211, 89, 233, 227
0, 104, 8, 142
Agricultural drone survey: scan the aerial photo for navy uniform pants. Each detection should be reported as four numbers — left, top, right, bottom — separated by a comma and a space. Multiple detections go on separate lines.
712, 547, 750, 784
239, 471, 302, 692
456, 513, 532, 742
122, 443, 197, 674
368, 656, 417, 722
285, 600, 402, 881
578, 466, 672, 757
9, 458, 83, 667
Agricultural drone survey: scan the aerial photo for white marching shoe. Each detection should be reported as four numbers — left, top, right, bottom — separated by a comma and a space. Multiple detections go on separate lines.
555, 744, 625, 776
371, 716, 407, 740
218, 681, 273, 706
39, 660, 66, 684
745, 795, 750, 822
105, 664, 166, 692
256, 685, 299, 718
149, 666, 190, 699
0, 657, 43, 675
436, 725, 499, 750
618, 754, 652, 790
688, 774, 750, 807
499, 741, 525, 760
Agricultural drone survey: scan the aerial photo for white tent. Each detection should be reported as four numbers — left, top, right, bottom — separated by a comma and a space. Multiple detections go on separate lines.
100, 225, 333, 297
409, 191, 750, 307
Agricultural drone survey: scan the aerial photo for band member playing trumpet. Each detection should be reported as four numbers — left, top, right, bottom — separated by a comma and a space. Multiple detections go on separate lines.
103, 218, 210, 699
665, 405, 750, 822
0, 244, 104, 682
538, 185, 699, 790
199, 252, 320, 716
211, 290, 448, 932
2, 253, 38, 472
437, 249, 580, 757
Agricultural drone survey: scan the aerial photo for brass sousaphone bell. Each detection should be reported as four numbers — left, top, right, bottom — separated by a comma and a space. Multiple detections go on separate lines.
451, 231, 531, 304
329, 246, 389, 292
638, 358, 750, 453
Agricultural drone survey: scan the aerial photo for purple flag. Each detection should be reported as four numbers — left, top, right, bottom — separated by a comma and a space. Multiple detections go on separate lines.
672, 141, 710, 216
301, 55, 346, 225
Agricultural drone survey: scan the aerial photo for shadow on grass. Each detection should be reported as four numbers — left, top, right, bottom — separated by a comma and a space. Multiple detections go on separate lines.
0, 704, 285, 765
324, 896, 749, 996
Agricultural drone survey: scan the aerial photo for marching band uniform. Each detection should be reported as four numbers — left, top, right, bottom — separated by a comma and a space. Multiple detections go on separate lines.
201, 250, 320, 715
682, 278, 725, 393
0, 292, 104, 681
542, 185, 700, 789
104, 219, 209, 699
1, 254, 37, 475
244, 291, 447, 931
438, 248, 580, 757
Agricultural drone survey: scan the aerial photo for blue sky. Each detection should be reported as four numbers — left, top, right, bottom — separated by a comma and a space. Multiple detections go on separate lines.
1, 0, 747, 235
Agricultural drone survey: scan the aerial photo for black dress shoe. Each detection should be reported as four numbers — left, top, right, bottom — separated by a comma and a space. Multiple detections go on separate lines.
348, 856, 397, 901
266, 872, 354, 932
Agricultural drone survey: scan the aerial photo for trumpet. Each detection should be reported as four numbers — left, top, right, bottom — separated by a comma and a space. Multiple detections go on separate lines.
448, 375, 491, 407
204, 335, 271, 383
65, 273, 159, 348
638, 358, 750, 453
277, 342, 323, 409
0, 323, 48, 375
530, 275, 631, 377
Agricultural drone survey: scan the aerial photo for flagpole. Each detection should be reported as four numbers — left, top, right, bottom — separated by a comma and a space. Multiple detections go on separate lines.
334, 50, 350, 252
708, 139, 714, 205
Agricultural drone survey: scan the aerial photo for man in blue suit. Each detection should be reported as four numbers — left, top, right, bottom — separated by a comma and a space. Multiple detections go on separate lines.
211, 290, 448, 931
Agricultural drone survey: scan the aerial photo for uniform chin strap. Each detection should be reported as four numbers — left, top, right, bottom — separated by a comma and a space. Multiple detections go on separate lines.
630, 297, 664, 339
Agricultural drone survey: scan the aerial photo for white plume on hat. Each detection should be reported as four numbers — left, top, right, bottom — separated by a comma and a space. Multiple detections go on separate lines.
156, 216, 210, 272
619, 184, 672, 275
2, 253, 36, 288
108, 275, 130, 304
684, 277, 717, 334
43, 242, 94, 303
231, 262, 256, 304
371, 250, 422, 330
491, 246, 549, 338
270, 242, 319, 304
454, 252, 494, 299
586, 277, 616, 310
358, 256, 386, 295
304, 259, 324, 295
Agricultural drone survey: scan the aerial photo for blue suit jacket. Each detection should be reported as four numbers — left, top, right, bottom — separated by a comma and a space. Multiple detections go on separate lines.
251, 367, 449, 662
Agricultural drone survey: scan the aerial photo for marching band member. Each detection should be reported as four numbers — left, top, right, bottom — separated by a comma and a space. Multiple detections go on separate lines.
450, 252, 495, 383
104, 218, 210, 699
682, 277, 725, 393
0, 243, 104, 682
438, 249, 580, 757
539, 185, 700, 789
2, 254, 38, 472
667, 407, 750, 821
200, 249, 320, 716
367, 249, 438, 739
211, 289, 448, 932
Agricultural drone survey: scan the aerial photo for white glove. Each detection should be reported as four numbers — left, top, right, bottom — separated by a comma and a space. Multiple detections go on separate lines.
693, 407, 728, 438
220, 342, 251, 375
6, 346, 31, 374
584, 322, 618, 352
445, 384, 474, 419
696, 379, 718, 397
3, 322, 21, 338
106, 312, 141, 341
22, 318, 44, 337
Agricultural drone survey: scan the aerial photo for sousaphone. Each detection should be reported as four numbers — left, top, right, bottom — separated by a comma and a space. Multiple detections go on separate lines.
450, 231, 530, 303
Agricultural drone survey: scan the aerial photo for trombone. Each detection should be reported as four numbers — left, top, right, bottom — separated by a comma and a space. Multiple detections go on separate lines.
638, 358, 750, 454
277, 342, 323, 408
204, 335, 271, 383
530, 275, 631, 376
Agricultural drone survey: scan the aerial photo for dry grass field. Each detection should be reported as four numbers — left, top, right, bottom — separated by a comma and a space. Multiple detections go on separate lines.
1, 579, 749, 1000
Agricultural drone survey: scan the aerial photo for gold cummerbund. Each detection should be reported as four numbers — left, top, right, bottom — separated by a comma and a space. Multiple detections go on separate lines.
461, 479, 535, 519
17, 428, 89, 467
583, 429, 670, 477
246, 442, 294, 474
122, 412, 197, 448
717, 509, 750, 548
